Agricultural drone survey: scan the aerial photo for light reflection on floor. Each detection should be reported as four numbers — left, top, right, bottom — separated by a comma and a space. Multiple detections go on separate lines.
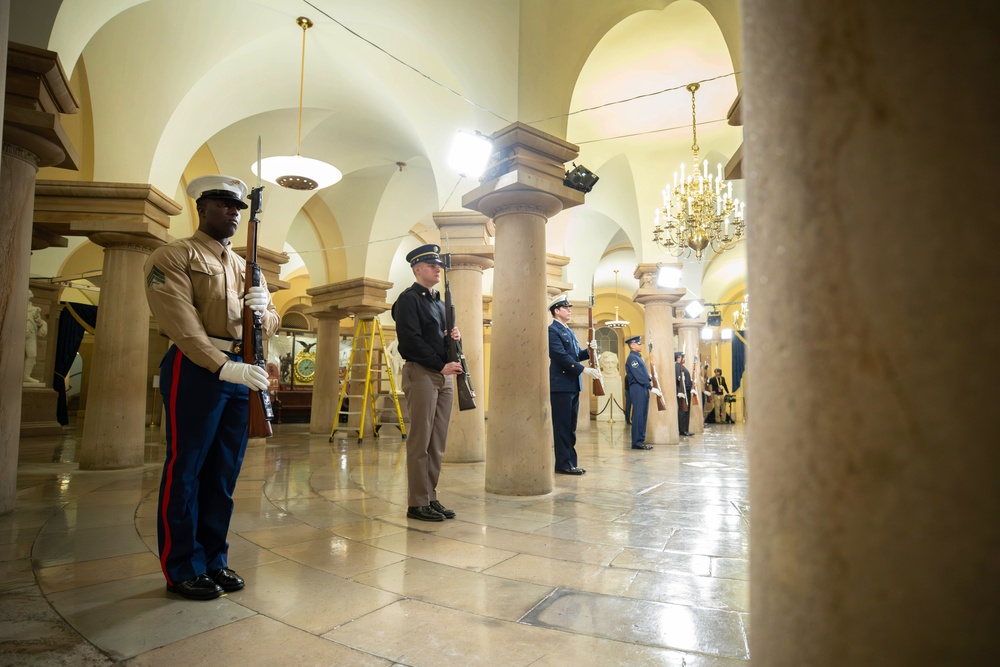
1, 420, 749, 666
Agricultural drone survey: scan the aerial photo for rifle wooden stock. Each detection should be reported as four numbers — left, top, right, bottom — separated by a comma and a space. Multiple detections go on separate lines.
648, 343, 668, 412
242, 185, 274, 438
442, 254, 476, 411
588, 292, 605, 396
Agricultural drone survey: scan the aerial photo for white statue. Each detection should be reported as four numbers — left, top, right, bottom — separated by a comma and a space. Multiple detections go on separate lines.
24, 290, 47, 386
598, 350, 624, 421
385, 339, 405, 393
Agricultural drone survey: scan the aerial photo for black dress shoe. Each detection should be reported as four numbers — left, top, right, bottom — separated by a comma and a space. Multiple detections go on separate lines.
632, 444, 653, 450
166, 574, 223, 600
407, 505, 445, 521
555, 468, 586, 475
208, 567, 245, 592
429, 500, 456, 519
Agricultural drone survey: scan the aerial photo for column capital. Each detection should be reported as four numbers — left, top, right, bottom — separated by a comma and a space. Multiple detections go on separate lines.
33, 180, 180, 244
675, 316, 707, 331
4, 43, 79, 170
449, 255, 493, 272
308, 307, 349, 320
633, 287, 686, 307
462, 122, 585, 218
232, 245, 291, 291
433, 211, 494, 242
88, 231, 162, 253
307, 277, 393, 314
546, 253, 572, 296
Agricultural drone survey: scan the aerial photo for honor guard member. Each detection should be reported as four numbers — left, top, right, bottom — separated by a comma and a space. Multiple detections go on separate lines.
144, 175, 278, 600
675, 350, 694, 436
548, 293, 600, 474
392, 244, 463, 522
624, 336, 661, 450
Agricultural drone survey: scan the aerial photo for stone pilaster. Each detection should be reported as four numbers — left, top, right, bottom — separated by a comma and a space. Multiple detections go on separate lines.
309, 278, 392, 438
633, 263, 685, 445
464, 121, 585, 496
1, 43, 78, 513
675, 314, 707, 434
435, 211, 493, 463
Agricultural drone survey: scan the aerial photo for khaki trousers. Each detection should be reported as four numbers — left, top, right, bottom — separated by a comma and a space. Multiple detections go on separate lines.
401, 362, 453, 506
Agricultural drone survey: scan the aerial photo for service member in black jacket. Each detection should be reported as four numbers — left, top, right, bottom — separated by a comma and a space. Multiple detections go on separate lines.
391, 244, 463, 521
675, 350, 694, 436
548, 294, 600, 474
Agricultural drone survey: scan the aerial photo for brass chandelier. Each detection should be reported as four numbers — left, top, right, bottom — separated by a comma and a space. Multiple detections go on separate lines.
652, 82, 745, 261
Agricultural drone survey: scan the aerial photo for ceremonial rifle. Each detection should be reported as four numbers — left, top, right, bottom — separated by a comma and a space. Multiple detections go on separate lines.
648, 341, 668, 412
588, 279, 605, 397
442, 237, 476, 411
242, 138, 275, 437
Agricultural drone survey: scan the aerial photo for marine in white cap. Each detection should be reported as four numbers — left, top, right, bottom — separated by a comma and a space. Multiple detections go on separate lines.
143, 174, 279, 600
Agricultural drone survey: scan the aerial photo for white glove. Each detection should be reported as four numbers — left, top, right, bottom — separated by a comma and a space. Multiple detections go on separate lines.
651, 387, 662, 397
677, 392, 686, 399
244, 285, 270, 314
588, 339, 598, 350
219, 361, 269, 391
582, 367, 601, 379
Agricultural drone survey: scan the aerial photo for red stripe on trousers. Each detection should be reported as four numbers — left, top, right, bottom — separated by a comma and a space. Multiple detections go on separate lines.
159, 349, 184, 585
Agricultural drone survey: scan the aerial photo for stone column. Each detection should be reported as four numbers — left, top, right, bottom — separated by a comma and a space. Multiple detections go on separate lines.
545, 254, 571, 297
675, 315, 707, 434
309, 278, 392, 438
79, 233, 165, 469
435, 211, 493, 463
464, 122, 584, 496
1, 44, 78, 514
633, 264, 684, 446
32, 182, 179, 469
306, 309, 345, 435
745, 4, 999, 664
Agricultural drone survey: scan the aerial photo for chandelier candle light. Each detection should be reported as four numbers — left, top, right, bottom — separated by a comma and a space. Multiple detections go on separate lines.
652, 82, 745, 261
252, 17, 343, 191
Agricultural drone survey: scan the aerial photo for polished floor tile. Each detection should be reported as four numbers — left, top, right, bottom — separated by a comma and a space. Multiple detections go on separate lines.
2, 422, 751, 665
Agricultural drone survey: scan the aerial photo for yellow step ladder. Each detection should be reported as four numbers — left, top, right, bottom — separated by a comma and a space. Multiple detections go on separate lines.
330, 317, 406, 443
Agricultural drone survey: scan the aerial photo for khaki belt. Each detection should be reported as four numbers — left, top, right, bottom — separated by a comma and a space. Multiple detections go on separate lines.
207, 336, 243, 355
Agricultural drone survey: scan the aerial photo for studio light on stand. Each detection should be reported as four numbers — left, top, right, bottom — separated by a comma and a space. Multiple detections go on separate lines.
564, 163, 599, 193
252, 17, 342, 191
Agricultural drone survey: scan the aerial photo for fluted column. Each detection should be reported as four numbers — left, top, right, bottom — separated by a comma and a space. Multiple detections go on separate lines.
633, 264, 684, 446
675, 315, 707, 434
307, 309, 346, 435
745, 4, 999, 664
435, 211, 493, 463
1, 43, 78, 513
80, 233, 163, 469
464, 122, 585, 496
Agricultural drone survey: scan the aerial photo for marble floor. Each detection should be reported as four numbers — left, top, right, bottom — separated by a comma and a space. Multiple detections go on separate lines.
1, 418, 749, 666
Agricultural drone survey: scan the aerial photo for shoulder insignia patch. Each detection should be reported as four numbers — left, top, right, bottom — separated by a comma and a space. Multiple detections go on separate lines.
146, 265, 166, 290
631, 360, 638, 367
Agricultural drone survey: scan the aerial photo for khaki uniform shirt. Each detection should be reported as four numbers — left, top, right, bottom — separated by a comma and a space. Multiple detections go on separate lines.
145, 230, 279, 372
